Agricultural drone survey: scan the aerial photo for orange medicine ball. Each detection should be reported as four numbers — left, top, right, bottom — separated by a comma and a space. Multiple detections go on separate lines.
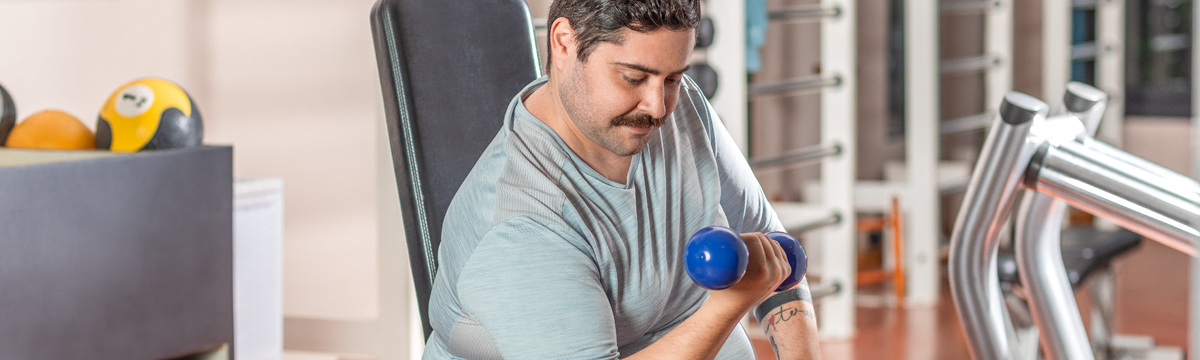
6, 110, 96, 150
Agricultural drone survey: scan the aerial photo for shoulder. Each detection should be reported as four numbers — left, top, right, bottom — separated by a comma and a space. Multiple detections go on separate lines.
673, 74, 719, 150
446, 116, 577, 226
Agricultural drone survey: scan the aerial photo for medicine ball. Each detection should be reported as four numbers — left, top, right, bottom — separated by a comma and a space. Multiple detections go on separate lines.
7, 110, 95, 150
97, 78, 202, 152
0, 82, 15, 145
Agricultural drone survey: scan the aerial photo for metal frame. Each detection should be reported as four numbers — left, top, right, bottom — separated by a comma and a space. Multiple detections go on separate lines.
707, 0, 858, 339
818, 0, 858, 338
1014, 82, 1106, 360
950, 88, 1200, 360
905, 0, 1014, 309
906, 0, 942, 307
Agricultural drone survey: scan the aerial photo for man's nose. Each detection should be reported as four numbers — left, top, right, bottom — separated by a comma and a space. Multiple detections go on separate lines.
637, 83, 668, 120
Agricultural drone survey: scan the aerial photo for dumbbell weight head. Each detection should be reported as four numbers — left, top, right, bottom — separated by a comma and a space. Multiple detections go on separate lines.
766, 231, 807, 292
685, 226, 808, 291
685, 226, 749, 290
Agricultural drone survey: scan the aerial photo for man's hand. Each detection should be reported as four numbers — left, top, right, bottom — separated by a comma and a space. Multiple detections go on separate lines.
705, 232, 792, 315
625, 232, 793, 359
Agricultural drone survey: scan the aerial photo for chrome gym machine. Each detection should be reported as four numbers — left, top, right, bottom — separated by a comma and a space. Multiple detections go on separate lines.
949, 83, 1200, 360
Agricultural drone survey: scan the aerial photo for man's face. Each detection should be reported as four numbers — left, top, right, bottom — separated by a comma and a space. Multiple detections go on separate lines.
558, 27, 695, 157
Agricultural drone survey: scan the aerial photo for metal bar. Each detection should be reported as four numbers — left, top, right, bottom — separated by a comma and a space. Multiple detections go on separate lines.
1029, 142, 1200, 256
1063, 81, 1108, 136
939, 0, 999, 13
1151, 34, 1190, 53
940, 55, 1000, 74
1082, 139, 1200, 196
1078, 139, 1200, 203
786, 213, 843, 234
1071, 0, 1098, 8
1071, 42, 1100, 60
1015, 192, 1095, 360
940, 112, 995, 134
949, 93, 1047, 360
939, 182, 970, 196
748, 76, 841, 96
810, 281, 843, 300
749, 144, 841, 169
1014, 84, 1104, 360
768, 6, 840, 22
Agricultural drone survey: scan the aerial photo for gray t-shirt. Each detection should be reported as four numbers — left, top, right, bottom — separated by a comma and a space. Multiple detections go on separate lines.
424, 76, 783, 359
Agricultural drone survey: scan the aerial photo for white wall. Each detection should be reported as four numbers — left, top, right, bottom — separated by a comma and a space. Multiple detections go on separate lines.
0, 0, 198, 123
203, 0, 382, 321
0, 0, 411, 358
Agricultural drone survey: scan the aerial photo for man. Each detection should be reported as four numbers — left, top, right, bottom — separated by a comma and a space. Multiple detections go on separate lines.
424, 0, 820, 358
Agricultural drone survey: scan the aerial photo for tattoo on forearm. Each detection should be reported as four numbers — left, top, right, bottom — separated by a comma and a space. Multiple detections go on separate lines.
754, 285, 814, 323
770, 335, 780, 358
764, 305, 815, 333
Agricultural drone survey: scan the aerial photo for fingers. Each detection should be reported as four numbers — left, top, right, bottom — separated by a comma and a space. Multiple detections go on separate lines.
767, 236, 790, 280
740, 232, 789, 290
741, 232, 768, 268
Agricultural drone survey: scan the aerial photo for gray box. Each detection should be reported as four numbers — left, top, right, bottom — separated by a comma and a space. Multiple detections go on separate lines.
0, 146, 234, 359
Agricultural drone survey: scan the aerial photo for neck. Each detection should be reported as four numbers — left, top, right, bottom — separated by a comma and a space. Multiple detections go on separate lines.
526, 78, 633, 184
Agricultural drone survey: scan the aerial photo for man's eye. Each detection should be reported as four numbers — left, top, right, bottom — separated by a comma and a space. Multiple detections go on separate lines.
623, 75, 644, 85
666, 77, 682, 84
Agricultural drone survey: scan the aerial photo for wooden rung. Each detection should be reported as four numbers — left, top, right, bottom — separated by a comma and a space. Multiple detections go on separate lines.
891, 196, 906, 306
857, 269, 891, 284
857, 217, 886, 232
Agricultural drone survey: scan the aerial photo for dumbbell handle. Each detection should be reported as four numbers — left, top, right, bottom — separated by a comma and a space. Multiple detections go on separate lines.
684, 226, 808, 291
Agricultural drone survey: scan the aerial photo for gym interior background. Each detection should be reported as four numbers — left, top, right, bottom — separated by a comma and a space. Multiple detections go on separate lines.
0, 0, 1195, 359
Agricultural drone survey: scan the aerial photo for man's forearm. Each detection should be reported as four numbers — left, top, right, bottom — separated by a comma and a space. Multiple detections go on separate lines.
755, 282, 821, 360
625, 295, 746, 360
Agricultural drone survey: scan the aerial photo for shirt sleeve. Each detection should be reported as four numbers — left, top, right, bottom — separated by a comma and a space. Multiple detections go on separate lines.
456, 216, 620, 359
701, 98, 785, 234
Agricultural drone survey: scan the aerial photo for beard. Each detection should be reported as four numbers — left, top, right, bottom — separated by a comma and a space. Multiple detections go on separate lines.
558, 70, 666, 157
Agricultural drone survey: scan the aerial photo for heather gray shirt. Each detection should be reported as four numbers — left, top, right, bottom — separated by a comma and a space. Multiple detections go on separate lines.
424, 76, 782, 359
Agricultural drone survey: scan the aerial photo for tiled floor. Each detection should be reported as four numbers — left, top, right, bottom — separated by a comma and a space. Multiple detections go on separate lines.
751, 238, 1191, 360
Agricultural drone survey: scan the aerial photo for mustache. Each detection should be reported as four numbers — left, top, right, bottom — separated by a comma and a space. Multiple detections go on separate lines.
610, 112, 666, 128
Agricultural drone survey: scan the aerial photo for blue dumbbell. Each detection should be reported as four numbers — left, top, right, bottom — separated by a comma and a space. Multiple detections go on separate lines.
684, 226, 808, 291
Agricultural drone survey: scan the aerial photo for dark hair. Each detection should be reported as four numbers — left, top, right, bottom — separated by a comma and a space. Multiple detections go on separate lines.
546, 0, 701, 69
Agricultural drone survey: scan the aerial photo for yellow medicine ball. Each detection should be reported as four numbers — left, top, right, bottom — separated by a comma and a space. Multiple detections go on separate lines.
7, 110, 95, 150
97, 78, 203, 152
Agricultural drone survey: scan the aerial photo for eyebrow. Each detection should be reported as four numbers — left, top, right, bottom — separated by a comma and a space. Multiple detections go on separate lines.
614, 62, 691, 76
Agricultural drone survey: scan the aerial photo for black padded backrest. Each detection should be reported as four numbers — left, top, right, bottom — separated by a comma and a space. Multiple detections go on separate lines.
370, 0, 541, 339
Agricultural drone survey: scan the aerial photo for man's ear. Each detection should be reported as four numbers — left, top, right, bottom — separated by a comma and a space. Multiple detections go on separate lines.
548, 17, 576, 74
